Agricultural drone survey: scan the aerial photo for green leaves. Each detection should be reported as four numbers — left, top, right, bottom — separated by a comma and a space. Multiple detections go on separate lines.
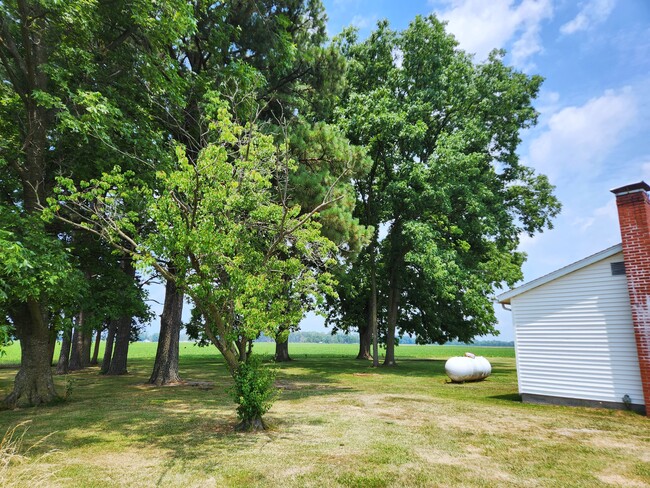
0, 207, 84, 316
330, 14, 561, 346
48, 98, 340, 367
230, 354, 278, 427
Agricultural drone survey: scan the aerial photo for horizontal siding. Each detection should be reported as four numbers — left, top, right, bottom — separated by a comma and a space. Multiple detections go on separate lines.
512, 252, 645, 406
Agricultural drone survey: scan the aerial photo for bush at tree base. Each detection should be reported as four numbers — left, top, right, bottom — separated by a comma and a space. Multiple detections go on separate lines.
230, 355, 278, 431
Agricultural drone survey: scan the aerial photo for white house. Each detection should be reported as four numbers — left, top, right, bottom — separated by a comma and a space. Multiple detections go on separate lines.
498, 182, 650, 415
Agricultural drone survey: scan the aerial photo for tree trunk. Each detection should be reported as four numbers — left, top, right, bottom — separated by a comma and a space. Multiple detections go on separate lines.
148, 277, 183, 385
81, 328, 92, 368
68, 319, 84, 371
90, 328, 101, 366
106, 258, 136, 376
383, 227, 402, 367
383, 281, 399, 366
237, 336, 248, 363
101, 320, 116, 374
56, 328, 72, 375
369, 257, 379, 367
4, 300, 59, 408
235, 416, 266, 432
107, 316, 130, 375
275, 338, 292, 362
356, 324, 372, 360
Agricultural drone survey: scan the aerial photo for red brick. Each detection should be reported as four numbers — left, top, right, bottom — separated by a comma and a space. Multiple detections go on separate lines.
613, 183, 650, 415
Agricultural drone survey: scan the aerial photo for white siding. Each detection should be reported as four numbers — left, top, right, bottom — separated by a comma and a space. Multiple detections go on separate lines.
511, 252, 645, 406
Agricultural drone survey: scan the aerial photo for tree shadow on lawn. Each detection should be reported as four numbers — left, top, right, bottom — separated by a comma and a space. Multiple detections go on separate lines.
0, 354, 519, 473
0, 357, 358, 464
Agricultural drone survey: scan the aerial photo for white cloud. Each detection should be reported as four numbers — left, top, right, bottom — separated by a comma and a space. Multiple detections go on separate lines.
642, 161, 650, 181
574, 199, 617, 231
527, 87, 637, 181
560, 0, 616, 35
435, 0, 553, 66
535, 90, 561, 116
350, 14, 376, 31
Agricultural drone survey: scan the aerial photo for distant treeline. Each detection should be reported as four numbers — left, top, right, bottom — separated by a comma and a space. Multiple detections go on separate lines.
254, 331, 360, 344
138, 330, 513, 347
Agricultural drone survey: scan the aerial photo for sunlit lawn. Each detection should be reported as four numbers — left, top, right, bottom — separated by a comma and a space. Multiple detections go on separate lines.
1, 342, 648, 487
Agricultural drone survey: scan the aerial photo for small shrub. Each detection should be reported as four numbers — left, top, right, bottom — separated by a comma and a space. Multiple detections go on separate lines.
230, 354, 278, 431
62, 376, 76, 400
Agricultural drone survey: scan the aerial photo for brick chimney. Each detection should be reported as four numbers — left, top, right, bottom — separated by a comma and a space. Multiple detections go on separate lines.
611, 181, 650, 414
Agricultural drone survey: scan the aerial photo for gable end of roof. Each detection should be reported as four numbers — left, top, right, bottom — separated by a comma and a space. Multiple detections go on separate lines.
497, 243, 623, 304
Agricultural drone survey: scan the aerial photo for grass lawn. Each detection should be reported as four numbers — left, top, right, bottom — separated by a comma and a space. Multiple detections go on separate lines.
1, 342, 648, 487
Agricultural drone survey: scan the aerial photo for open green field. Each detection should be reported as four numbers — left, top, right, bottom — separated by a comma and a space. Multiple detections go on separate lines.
0, 341, 516, 366
1, 343, 648, 487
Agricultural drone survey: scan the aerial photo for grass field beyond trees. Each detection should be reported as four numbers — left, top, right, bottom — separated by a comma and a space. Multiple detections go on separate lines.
1, 343, 648, 487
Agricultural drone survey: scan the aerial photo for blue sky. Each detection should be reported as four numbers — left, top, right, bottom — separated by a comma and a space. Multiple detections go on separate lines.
148, 1, 650, 342
316, 0, 650, 341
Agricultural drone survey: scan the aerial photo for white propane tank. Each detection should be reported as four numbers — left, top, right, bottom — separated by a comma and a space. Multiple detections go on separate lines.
445, 352, 492, 383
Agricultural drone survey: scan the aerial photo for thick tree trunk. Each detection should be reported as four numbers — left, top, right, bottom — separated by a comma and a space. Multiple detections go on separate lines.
107, 316, 130, 375
148, 277, 183, 385
101, 321, 116, 374
81, 329, 92, 368
275, 338, 292, 362
4, 300, 59, 408
68, 322, 84, 371
56, 328, 72, 374
356, 324, 372, 360
106, 258, 136, 375
383, 226, 402, 367
383, 283, 398, 366
90, 328, 101, 366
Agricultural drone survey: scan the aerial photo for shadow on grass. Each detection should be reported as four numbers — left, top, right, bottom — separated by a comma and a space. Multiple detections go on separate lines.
0, 355, 360, 464
489, 393, 522, 403
0, 352, 520, 472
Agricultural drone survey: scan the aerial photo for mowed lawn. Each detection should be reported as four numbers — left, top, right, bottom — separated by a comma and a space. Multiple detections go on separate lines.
1, 343, 648, 488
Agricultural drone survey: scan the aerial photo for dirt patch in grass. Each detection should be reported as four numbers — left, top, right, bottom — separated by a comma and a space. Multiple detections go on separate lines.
598, 472, 649, 487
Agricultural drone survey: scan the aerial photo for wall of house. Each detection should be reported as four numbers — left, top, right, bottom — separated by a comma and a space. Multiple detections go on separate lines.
511, 251, 645, 409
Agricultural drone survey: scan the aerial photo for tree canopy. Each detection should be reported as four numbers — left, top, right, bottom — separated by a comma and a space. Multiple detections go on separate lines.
327, 17, 560, 364
1, 2, 560, 428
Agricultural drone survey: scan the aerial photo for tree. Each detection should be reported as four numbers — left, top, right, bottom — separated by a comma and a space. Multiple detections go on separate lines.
143, 0, 348, 380
273, 121, 370, 361
0, 0, 192, 406
149, 267, 184, 385
0, 210, 83, 406
47, 101, 340, 429
330, 17, 560, 365
146, 0, 366, 371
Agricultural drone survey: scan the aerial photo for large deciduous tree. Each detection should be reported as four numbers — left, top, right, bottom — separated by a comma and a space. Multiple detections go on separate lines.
0, 0, 191, 407
330, 17, 560, 364
151, 0, 365, 371
144, 0, 349, 379
47, 101, 340, 429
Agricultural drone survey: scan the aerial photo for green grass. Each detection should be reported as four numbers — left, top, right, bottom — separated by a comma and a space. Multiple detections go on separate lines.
0, 342, 648, 488
0, 341, 516, 366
